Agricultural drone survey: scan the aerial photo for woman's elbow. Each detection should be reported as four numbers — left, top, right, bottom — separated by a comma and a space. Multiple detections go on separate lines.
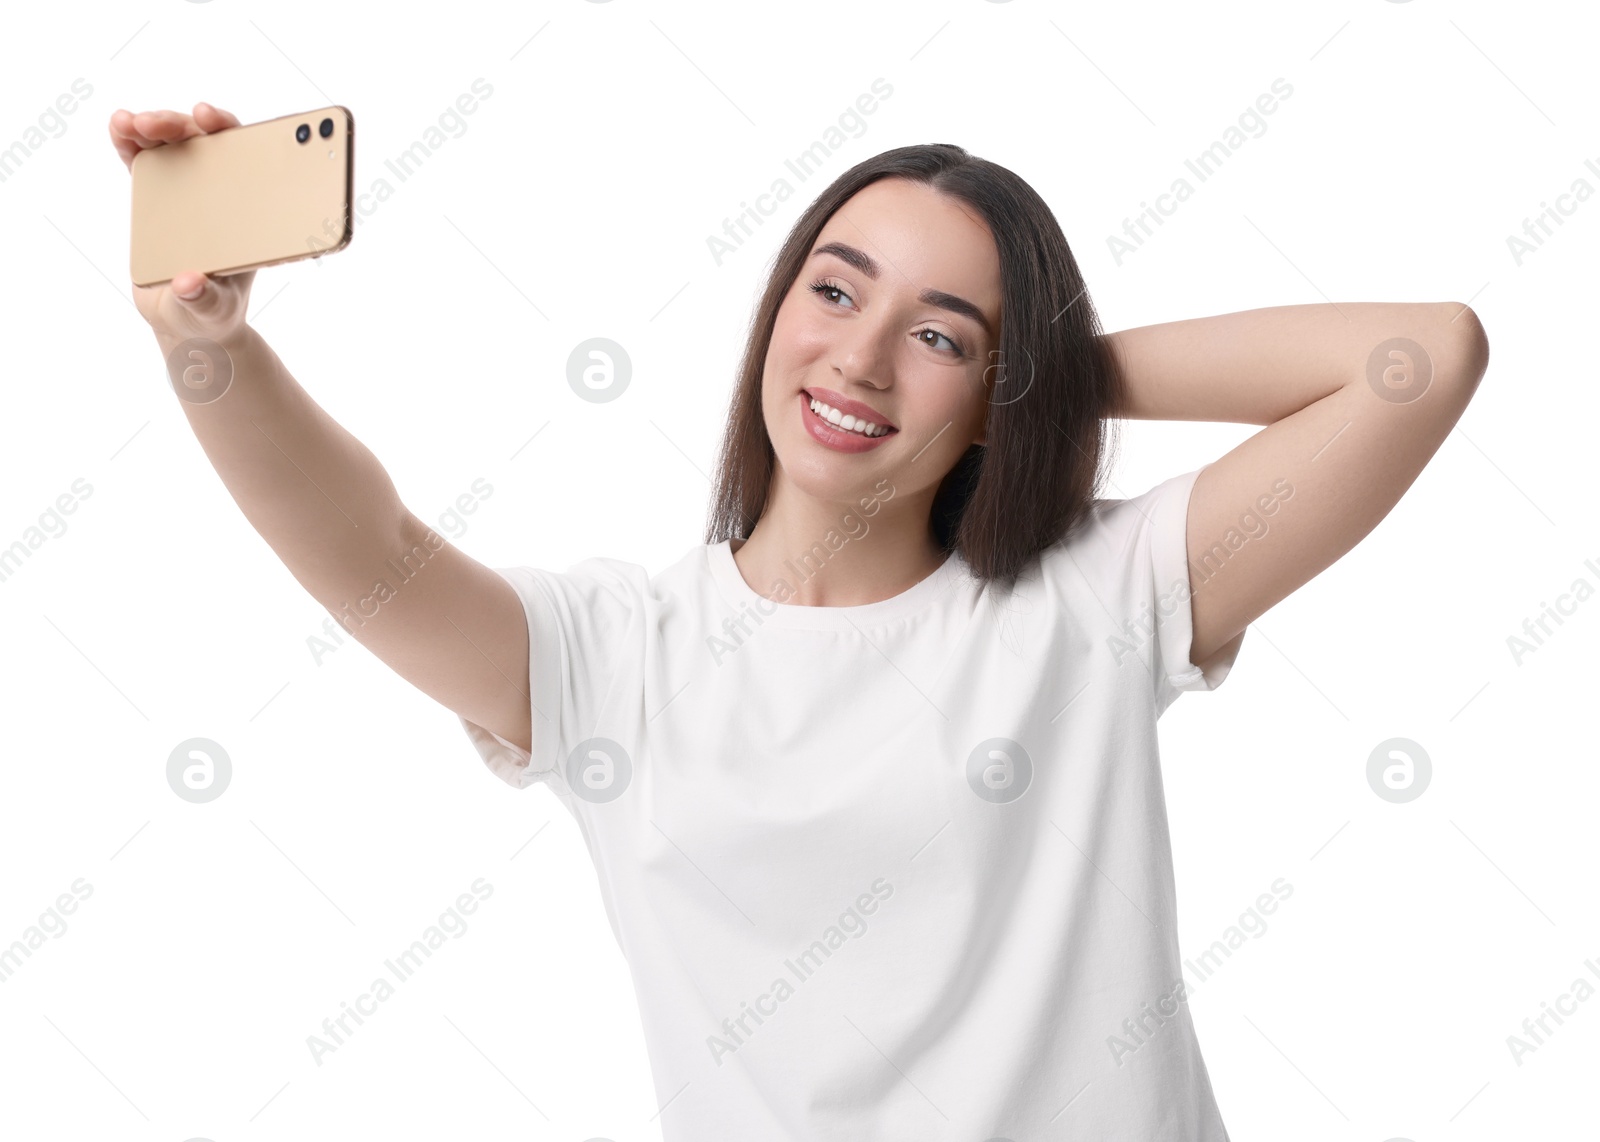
1439, 301, 1491, 388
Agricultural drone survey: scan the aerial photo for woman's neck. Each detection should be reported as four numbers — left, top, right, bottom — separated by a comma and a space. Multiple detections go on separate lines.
730, 489, 948, 609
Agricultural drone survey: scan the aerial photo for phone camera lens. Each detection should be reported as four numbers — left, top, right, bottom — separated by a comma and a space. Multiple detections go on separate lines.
295, 123, 310, 143
319, 117, 334, 139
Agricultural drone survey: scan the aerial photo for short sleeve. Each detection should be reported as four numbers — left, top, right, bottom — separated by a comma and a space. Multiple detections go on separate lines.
1142, 465, 1245, 709
457, 557, 650, 792
1064, 465, 1245, 716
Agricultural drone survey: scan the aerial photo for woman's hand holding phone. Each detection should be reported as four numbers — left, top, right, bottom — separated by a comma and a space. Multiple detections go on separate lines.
110, 102, 256, 347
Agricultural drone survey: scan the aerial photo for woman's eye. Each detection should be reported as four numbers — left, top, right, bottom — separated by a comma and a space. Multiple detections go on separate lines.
807, 280, 853, 307
808, 279, 963, 356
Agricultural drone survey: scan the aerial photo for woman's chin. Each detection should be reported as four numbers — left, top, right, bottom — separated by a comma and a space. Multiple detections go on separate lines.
774, 448, 886, 503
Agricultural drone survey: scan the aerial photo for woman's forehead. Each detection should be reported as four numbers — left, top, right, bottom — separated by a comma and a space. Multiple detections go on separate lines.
815, 181, 1002, 325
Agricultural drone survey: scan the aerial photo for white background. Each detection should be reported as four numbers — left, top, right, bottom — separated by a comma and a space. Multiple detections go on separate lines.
0, 0, 1593, 1139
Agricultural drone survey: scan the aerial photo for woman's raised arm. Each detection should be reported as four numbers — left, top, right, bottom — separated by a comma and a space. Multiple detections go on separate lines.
1105, 301, 1491, 669
114, 104, 536, 755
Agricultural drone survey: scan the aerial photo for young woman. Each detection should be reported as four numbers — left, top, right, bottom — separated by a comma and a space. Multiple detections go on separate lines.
113, 104, 1489, 1139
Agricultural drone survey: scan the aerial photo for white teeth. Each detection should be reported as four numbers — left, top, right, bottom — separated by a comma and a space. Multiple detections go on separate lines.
808, 397, 889, 437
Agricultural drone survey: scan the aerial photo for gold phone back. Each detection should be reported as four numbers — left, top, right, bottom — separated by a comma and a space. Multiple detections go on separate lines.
129, 105, 353, 287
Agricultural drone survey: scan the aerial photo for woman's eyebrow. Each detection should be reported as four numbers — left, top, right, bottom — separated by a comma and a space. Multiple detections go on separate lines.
812, 240, 994, 338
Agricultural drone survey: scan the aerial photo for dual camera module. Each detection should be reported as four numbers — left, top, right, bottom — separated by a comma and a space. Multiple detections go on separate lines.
295, 118, 335, 144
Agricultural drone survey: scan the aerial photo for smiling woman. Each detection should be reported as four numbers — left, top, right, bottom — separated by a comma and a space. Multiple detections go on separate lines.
448, 145, 1261, 1138
710, 147, 1126, 597
119, 99, 1484, 1139
447, 142, 1483, 1138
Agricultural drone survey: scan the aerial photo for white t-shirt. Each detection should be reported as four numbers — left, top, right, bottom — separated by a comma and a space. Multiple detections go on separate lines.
460, 464, 1244, 1140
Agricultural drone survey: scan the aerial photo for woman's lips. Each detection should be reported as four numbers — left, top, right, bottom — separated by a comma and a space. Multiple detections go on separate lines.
799, 391, 895, 453
802, 386, 896, 432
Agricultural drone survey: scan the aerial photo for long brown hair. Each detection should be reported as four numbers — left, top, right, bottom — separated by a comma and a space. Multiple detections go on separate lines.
704, 143, 1126, 589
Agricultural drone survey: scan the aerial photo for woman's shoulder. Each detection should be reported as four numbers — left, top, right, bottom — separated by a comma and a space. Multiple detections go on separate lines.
500, 541, 718, 607
1036, 466, 1207, 585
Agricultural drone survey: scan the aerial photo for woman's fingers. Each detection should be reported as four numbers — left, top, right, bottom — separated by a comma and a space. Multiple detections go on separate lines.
132, 109, 198, 140
191, 102, 241, 132
108, 104, 239, 171
107, 109, 152, 168
108, 109, 195, 169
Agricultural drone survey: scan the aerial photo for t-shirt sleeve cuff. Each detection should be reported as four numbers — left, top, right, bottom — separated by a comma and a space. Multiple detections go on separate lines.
1150, 465, 1246, 697
457, 567, 568, 791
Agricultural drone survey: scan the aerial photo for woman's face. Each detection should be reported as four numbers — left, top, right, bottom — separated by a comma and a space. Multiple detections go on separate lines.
761, 178, 1003, 509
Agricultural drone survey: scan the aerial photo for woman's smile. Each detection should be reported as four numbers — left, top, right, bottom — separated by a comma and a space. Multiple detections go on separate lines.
797, 390, 897, 453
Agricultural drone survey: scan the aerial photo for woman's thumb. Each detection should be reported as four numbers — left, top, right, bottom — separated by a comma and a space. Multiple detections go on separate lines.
172, 270, 208, 302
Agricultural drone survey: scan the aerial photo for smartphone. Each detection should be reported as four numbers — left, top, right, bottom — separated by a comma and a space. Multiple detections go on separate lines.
129, 105, 355, 287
